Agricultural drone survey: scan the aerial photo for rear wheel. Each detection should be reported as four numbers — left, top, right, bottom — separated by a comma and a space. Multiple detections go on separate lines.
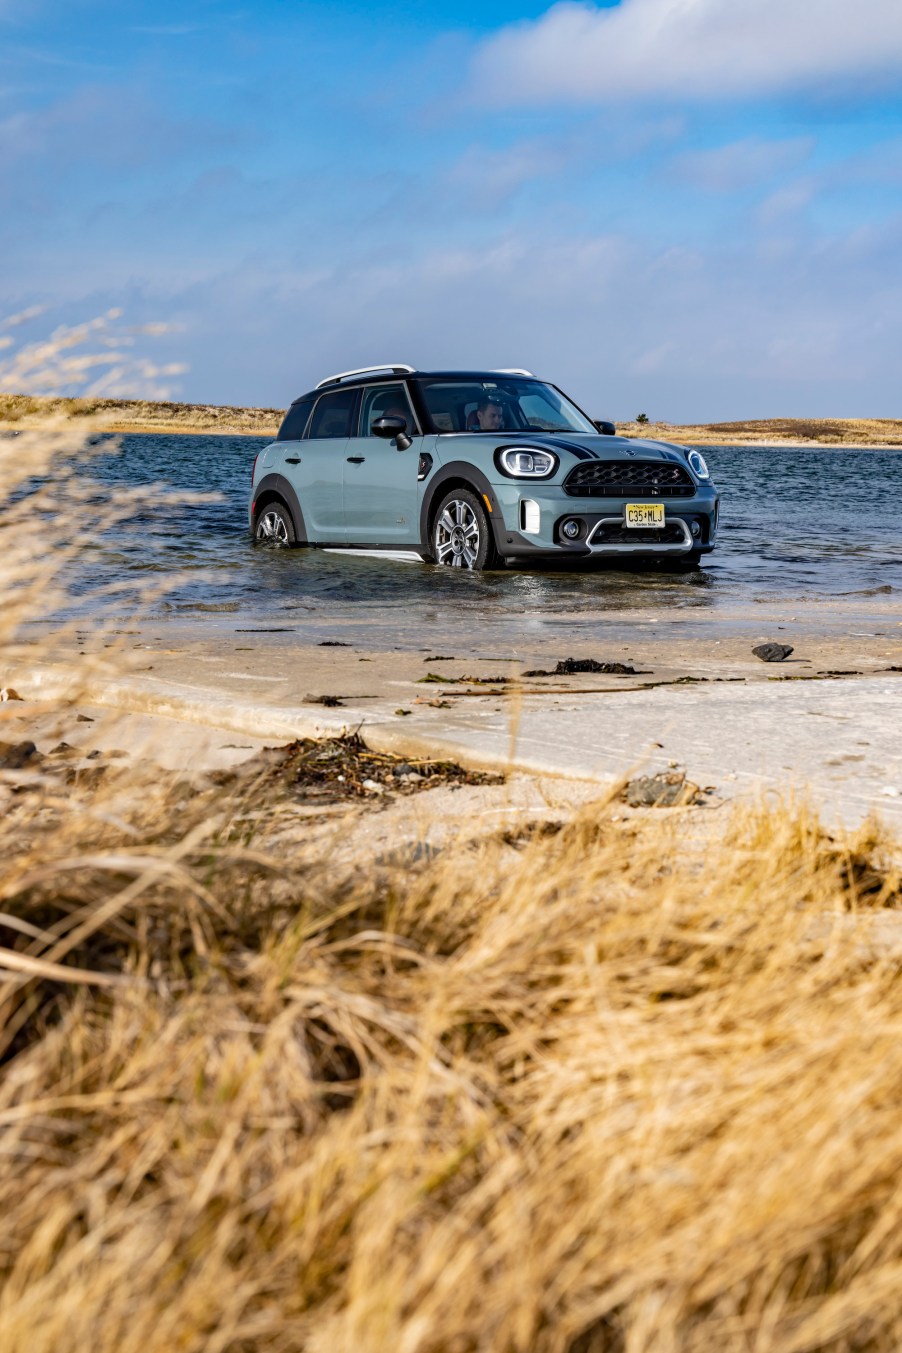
254, 501, 296, 547
431, 488, 500, 570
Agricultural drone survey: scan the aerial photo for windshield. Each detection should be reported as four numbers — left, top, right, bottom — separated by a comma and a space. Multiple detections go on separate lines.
416, 377, 596, 436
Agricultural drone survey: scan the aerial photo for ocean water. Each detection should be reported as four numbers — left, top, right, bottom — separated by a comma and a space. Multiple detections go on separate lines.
47, 433, 902, 645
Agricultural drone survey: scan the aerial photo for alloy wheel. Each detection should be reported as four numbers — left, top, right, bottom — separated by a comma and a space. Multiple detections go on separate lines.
434, 498, 481, 568
255, 508, 290, 546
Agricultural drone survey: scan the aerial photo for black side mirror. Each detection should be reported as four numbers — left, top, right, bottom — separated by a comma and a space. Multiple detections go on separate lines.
594, 419, 617, 436
372, 415, 412, 450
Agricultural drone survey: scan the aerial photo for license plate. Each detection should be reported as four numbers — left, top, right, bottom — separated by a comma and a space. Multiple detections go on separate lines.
625, 502, 665, 528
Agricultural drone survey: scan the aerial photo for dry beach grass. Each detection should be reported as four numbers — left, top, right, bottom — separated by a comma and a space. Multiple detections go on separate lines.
5, 326, 902, 1351
4, 743, 902, 1353
615, 416, 902, 447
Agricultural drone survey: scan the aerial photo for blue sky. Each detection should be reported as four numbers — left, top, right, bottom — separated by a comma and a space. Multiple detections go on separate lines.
2, 0, 902, 420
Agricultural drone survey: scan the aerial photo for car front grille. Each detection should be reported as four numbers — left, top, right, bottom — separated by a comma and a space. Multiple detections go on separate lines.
563, 460, 695, 497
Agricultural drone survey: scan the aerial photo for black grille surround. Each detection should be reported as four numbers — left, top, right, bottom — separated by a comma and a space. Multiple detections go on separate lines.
563, 459, 695, 497
590, 521, 689, 546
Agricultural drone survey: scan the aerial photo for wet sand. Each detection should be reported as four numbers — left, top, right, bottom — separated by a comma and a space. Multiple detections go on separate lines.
6, 588, 901, 834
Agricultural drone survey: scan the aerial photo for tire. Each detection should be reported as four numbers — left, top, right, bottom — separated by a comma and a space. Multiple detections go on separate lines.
254, 500, 296, 547
431, 488, 500, 570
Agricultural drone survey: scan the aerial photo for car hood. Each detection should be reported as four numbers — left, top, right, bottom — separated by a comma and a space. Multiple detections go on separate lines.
494, 433, 690, 464
441, 431, 690, 464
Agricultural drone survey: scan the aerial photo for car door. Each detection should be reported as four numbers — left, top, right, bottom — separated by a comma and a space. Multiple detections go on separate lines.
341, 382, 422, 546
280, 387, 357, 542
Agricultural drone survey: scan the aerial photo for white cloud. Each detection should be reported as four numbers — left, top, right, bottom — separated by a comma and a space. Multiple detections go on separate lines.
445, 138, 574, 208
670, 136, 814, 193
471, 0, 902, 104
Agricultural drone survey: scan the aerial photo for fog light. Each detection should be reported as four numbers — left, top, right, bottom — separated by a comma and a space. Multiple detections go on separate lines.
690, 520, 701, 538
562, 518, 581, 540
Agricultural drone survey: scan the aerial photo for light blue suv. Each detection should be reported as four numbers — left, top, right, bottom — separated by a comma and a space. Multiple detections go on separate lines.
250, 365, 719, 568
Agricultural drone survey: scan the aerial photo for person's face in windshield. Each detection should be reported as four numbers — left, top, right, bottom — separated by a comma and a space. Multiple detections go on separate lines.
476, 400, 503, 431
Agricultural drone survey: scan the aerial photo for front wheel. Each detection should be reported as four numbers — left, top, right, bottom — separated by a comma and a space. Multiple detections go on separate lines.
431, 488, 500, 570
254, 501, 296, 547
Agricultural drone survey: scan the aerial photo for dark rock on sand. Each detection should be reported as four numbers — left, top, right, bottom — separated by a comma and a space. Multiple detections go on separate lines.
752, 642, 794, 663
0, 740, 41, 769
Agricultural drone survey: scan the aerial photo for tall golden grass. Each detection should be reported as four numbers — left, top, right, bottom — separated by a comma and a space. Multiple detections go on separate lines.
0, 315, 200, 676
3, 321, 902, 1352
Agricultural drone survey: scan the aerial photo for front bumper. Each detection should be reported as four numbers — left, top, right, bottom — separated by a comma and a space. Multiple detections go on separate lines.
489, 482, 720, 558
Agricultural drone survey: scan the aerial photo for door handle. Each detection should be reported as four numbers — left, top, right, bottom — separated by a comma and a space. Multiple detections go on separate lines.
284, 456, 301, 464
346, 456, 365, 463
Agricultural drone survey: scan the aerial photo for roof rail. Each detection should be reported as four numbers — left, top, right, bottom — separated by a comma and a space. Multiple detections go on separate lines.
494, 368, 535, 377
315, 364, 417, 389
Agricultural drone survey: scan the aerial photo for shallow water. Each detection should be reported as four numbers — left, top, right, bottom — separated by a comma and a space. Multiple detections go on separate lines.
54, 434, 902, 646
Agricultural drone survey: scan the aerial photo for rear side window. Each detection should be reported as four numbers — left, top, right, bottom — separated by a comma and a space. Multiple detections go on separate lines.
277, 396, 314, 441
308, 389, 356, 439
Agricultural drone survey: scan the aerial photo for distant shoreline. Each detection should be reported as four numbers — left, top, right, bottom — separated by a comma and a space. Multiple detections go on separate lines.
1, 392, 900, 447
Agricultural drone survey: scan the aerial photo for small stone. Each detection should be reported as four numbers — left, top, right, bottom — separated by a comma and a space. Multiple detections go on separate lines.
0, 688, 22, 702
623, 770, 700, 808
881, 786, 900, 798
76, 714, 95, 722
362, 778, 384, 794
395, 708, 412, 716
752, 642, 794, 663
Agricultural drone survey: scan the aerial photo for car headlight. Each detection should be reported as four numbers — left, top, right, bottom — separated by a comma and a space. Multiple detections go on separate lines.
687, 449, 710, 480
497, 447, 558, 478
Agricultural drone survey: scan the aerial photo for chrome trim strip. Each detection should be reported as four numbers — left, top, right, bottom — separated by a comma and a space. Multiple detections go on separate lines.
586, 517, 693, 553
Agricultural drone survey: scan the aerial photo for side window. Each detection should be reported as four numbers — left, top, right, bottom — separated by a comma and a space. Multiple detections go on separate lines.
307, 388, 356, 439
359, 383, 416, 436
277, 396, 314, 441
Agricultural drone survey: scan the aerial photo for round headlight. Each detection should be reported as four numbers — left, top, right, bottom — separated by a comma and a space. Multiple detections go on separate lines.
498, 447, 557, 478
687, 449, 710, 480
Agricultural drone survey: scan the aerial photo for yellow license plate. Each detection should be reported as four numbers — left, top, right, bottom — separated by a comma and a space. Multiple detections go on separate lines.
625, 502, 665, 528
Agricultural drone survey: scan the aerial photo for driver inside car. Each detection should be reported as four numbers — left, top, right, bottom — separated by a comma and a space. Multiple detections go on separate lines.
467, 398, 504, 431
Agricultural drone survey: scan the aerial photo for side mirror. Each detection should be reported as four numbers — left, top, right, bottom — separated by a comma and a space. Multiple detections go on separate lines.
594, 419, 617, 436
372, 415, 412, 450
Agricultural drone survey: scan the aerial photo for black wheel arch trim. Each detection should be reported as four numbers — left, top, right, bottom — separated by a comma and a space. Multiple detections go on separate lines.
420, 462, 504, 554
252, 474, 308, 543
